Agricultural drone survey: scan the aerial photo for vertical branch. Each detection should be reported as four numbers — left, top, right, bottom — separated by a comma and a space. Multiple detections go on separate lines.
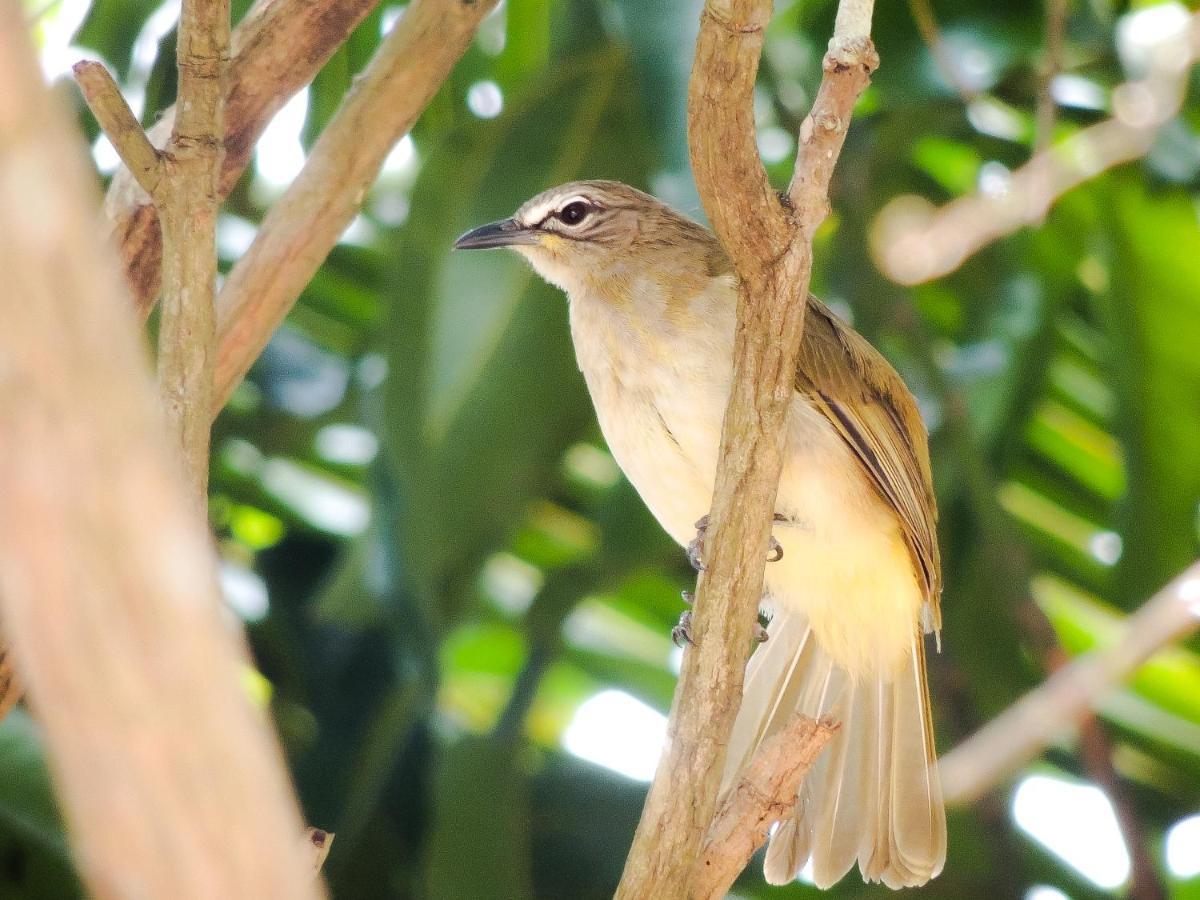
0, 7, 316, 895
1035, 0, 1068, 153
157, 0, 230, 501
106, 0, 382, 317
615, 1, 877, 896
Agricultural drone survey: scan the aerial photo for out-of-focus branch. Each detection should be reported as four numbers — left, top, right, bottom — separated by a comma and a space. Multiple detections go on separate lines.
872, 12, 1200, 285
210, 0, 500, 415
1076, 716, 1167, 900
614, 2, 877, 896
690, 717, 838, 900
1035, 0, 1069, 153
941, 559, 1200, 804
106, 0, 382, 316
0, 639, 19, 721
907, 0, 979, 103
154, 0, 230, 500
0, 8, 317, 894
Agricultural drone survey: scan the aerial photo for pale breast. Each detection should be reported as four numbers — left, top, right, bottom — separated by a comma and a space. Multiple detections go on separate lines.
568, 289, 730, 545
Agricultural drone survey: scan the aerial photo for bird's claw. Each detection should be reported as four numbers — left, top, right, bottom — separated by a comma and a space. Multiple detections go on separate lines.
767, 535, 783, 562
689, 514, 785, 568
686, 516, 710, 571
672, 610, 695, 647
753, 620, 770, 643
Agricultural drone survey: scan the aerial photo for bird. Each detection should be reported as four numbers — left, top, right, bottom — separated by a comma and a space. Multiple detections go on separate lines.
454, 180, 946, 889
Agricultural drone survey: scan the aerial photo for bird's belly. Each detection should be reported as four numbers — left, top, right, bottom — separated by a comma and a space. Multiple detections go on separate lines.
584, 356, 922, 680
766, 412, 925, 678
588, 381, 720, 547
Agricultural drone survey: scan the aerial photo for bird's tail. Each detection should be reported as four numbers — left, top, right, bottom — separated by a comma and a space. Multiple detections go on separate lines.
720, 607, 946, 889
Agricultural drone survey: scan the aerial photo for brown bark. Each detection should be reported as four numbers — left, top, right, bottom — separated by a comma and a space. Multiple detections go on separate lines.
690, 717, 838, 900
0, 6, 317, 896
107, 0, 383, 316
155, 0, 230, 500
614, 1, 877, 896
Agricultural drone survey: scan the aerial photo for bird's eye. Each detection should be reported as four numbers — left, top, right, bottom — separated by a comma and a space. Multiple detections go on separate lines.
557, 201, 590, 226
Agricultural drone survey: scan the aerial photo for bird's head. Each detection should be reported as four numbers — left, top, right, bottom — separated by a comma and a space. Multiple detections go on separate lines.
453, 180, 728, 298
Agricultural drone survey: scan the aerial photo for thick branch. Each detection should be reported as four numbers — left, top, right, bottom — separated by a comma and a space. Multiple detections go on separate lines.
106, 0, 382, 316
873, 12, 1200, 285
0, 8, 316, 895
155, 0, 230, 500
615, 2, 877, 897
941, 559, 1200, 804
691, 717, 838, 900
72, 61, 164, 200
210, 0, 500, 415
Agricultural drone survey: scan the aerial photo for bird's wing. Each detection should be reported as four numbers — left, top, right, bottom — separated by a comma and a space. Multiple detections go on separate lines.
796, 298, 942, 631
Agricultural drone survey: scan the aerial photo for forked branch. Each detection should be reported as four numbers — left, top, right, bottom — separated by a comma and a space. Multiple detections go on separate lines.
691, 717, 839, 900
615, 1, 877, 896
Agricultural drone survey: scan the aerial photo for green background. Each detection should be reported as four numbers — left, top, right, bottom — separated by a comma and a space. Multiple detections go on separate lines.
6, 0, 1200, 897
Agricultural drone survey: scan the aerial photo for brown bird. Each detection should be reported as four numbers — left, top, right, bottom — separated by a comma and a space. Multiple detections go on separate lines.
455, 180, 946, 889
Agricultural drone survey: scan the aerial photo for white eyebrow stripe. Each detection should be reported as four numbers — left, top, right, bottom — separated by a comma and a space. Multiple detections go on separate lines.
521, 194, 595, 226
520, 197, 560, 225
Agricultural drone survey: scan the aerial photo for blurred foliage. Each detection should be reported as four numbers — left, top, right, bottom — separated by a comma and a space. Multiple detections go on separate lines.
6, 0, 1200, 897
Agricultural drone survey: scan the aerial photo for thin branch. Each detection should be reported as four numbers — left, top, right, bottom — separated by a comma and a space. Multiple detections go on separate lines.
0, 638, 19, 721
1035, 0, 1069, 154
106, 0, 382, 316
154, 0, 229, 501
873, 12, 1199, 285
940, 559, 1200, 804
305, 828, 335, 875
72, 61, 164, 200
1075, 716, 1166, 900
614, 1, 877, 896
210, 0, 501, 415
907, 0, 979, 103
691, 717, 839, 900
0, 7, 317, 894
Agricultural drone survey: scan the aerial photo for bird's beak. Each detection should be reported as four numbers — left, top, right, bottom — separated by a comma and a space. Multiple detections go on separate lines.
452, 217, 539, 250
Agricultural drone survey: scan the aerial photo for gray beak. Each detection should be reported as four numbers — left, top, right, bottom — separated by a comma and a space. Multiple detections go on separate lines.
452, 217, 538, 250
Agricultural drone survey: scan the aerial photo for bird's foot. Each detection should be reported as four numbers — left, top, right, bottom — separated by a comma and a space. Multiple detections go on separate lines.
673, 591, 696, 647
768, 513, 787, 563
672, 610, 695, 648
686, 516, 710, 571
753, 619, 770, 643
688, 513, 786, 569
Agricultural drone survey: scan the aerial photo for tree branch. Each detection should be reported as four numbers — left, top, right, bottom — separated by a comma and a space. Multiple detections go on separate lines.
305, 827, 334, 875
614, 2, 877, 896
0, 638, 19, 721
690, 717, 839, 900
940, 559, 1200, 804
72, 60, 164, 200
153, 0, 229, 500
872, 11, 1200, 285
210, 0, 500, 415
0, 7, 316, 894
106, 0, 382, 316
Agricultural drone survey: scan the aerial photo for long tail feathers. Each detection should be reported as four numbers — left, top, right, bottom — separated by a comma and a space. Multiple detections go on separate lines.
723, 615, 946, 890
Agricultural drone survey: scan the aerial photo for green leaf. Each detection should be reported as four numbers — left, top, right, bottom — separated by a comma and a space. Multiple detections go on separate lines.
424, 737, 533, 900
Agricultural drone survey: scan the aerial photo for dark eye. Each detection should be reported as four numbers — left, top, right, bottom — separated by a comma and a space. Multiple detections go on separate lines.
558, 201, 590, 226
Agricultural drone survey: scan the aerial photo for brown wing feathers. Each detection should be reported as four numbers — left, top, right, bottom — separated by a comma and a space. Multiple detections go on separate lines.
796, 299, 942, 630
